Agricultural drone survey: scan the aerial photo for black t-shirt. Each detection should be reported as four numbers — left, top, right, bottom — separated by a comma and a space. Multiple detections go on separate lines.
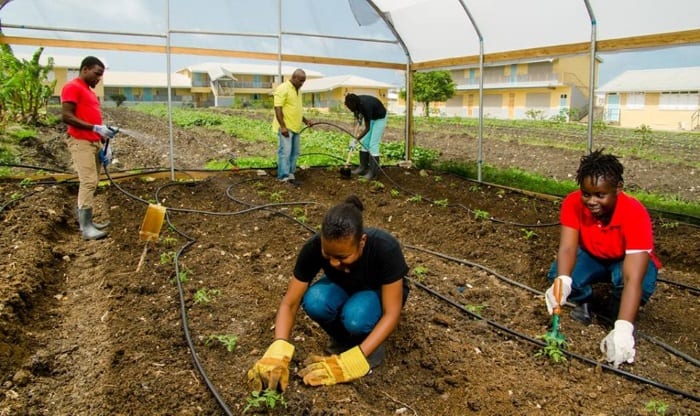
293, 228, 409, 294
355, 95, 387, 122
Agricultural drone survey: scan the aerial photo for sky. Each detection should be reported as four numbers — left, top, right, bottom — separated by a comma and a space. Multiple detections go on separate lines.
2, 0, 699, 87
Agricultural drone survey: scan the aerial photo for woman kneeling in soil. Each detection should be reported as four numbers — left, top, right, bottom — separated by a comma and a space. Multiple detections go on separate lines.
248, 195, 409, 390
544, 149, 661, 368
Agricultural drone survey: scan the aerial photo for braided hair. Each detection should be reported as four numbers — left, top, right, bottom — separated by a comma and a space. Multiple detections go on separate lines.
575, 148, 624, 187
321, 195, 364, 243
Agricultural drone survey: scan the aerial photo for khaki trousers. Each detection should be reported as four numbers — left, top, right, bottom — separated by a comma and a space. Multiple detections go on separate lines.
67, 138, 102, 209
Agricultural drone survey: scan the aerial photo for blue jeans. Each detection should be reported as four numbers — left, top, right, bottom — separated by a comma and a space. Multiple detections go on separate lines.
302, 276, 383, 346
360, 117, 386, 156
277, 130, 300, 179
547, 248, 657, 304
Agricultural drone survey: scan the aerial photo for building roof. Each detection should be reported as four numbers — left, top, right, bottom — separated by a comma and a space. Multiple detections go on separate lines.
178, 62, 323, 78
302, 75, 394, 93
103, 71, 192, 88
598, 67, 700, 93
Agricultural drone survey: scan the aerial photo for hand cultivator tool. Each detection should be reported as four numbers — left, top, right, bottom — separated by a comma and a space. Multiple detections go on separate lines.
339, 139, 358, 179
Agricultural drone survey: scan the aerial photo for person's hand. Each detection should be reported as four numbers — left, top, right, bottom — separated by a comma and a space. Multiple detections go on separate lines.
348, 138, 359, 151
99, 145, 113, 166
93, 124, 117, 139
304, 119, 314, 127
545, 275, 572, 315
297, 346, 370, 386
247, 340, 295, 392
600, 320, 635, 368
279, 127, 290, 138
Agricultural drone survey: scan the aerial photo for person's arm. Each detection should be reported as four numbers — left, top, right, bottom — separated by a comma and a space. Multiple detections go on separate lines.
273, 276, 309, 340
61, 102, 93, 130
359, 279, 403, 356
357, 115, 370, 140
618, 252, 649, 323
556, 225, 579, 276
274, 106, 289, 137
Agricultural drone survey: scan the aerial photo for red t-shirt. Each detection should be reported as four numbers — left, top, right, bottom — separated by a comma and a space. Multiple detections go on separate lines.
60, 78, 102, 142
560, 190, 661, 268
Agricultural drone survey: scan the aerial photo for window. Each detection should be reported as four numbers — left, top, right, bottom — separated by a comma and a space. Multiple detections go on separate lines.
625, 92, 645, 109
659, 91, 699, 110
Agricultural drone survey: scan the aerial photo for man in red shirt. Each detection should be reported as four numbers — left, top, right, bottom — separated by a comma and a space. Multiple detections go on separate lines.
544, 149, 660, 368
61, 56, 117, 240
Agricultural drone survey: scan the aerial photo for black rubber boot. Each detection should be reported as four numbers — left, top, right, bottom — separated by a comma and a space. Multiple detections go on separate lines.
362, 155, 380, 180
352, 151, 369, 175
76, 207, 110, 230
78, 207, 108, 240
570, 302, 592, 326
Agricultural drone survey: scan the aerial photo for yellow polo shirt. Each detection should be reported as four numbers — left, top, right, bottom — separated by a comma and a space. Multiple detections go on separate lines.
272, 80, 304, 133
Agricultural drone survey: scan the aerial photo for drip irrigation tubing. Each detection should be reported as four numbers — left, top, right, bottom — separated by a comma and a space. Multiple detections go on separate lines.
411, 278, 700, 402
405, 243, 700, 368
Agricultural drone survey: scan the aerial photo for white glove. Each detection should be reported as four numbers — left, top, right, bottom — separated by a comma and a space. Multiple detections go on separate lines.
600, 320, 635, 368
93, 124, 116, 139
545, 275, 572, 314
348, 138, 359, 151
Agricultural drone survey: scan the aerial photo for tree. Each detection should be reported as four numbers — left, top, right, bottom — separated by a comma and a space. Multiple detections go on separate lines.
0, 47, 56, 126
401, 70, 456, 117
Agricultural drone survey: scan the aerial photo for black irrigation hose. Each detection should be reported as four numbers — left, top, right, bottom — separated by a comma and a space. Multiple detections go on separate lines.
0, 162, 71, 173
405, 243, 700, 368
411, 278, 700, 402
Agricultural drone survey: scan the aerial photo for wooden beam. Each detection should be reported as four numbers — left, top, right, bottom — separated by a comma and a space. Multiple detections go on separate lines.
0, 35, 405, 70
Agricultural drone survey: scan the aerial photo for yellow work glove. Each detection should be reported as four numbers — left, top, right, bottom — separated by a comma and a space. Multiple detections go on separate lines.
298, 346, 370, 386
247, 339, 295, 392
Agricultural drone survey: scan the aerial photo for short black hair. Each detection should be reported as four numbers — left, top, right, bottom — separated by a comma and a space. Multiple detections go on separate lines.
344, 93, 360, 111
575, 148, 624, 187
80, 56, 105, 71
321, 195, 364, 242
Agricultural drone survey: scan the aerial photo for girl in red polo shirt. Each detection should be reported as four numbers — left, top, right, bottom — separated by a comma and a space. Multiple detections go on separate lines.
544, 149, 660, 368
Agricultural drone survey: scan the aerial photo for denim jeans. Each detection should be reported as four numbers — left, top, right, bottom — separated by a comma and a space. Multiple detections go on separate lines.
277, 130, 300, 179
302, 276, 382, 346
359, 117, 386, 156
547, 248, 657, 304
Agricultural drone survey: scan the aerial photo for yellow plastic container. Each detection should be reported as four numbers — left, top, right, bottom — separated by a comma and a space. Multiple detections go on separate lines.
139, 204, 167, 242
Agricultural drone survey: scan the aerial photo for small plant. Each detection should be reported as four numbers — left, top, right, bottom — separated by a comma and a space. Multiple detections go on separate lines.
468, 184, 480, 192
644, 399, 669, 415
521, 228, 538, 240
535, 333, 568, 363
390, 189, 400, 198
434, 175, 442, 182
205, 334, 238, 352
160, 251, 175, 265
412, 266, 429, 282
193, 288, 221, 304
244, 390, 288, 414
408, 194, 422, 203
161, 236, 178, 247
433, 199, 448, 208
19, 177, 33, 187
269, 191, 284, 203
371, 180, 385, 190
473, 209, 489, 220
292, 207, 307, 223
464, 304, 488, 316
177, 269, 189, 283
659, 220, 679, 229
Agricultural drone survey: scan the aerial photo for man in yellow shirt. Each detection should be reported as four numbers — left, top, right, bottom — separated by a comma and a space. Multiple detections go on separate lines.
273, 68, 312, 186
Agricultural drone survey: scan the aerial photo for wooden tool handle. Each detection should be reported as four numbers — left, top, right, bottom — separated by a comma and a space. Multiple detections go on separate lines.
553, 277, 562, 315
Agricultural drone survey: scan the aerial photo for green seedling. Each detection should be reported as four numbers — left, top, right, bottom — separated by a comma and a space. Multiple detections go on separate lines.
660, 220, 679, 229
390, 189, 400, 197
269, 191, 284, 203
434, 175, 442, 182
521, 228, 538, 240
19, 177, 33, 187
160, 236, 178, 247
434, 199, 448, 208
408, 194, 422, 203
371, 180, 385, 190
292, 207, 307, 223
205, 334, 238, 352
644, 399, 669, 415
412, 266, 429, 282
160, 251, 175, 265
496, 189, 506, 197
473, 209, 489, 220
468, 184, 480, 192
193, 288, 221, 304
10, 192, 23, 201
464, 304, 488, 316
244, 390, 287, 414
177, 269, 189, 283
535, 333, 568, 363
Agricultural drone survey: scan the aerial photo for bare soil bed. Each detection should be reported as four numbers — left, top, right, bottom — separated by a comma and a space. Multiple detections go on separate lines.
1, 107, 698, 415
